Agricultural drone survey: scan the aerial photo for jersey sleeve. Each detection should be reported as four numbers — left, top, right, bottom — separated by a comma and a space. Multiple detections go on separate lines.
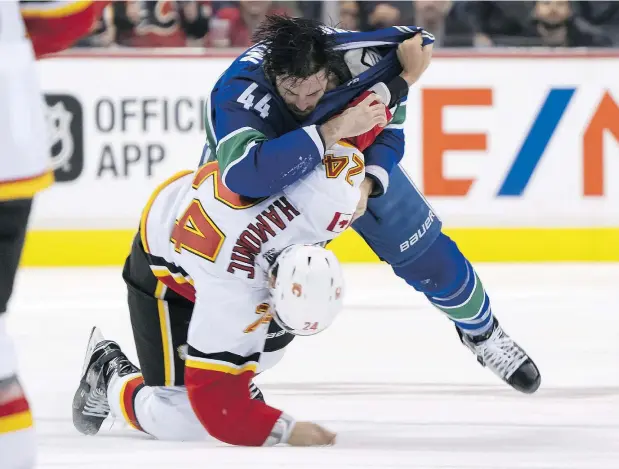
329, 25, 435, 50
184, 276, 286, 446
210, 80, 324, 198
363, 97, 407, 196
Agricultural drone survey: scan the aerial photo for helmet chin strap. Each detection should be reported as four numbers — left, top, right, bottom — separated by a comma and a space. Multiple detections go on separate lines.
270, 308, 296, 335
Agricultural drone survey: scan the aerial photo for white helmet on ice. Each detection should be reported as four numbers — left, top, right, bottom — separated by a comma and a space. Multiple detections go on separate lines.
268, 244, 344, 336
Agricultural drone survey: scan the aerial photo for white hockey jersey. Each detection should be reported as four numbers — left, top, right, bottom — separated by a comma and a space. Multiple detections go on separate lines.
140, 141, 364, 369
0, 0, 52, 201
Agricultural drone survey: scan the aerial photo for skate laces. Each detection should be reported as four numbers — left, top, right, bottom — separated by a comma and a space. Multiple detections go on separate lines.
116, 359, 136, 376
474, 326, 527, 379
103, 356, 135, 382
82, 388, 110, 418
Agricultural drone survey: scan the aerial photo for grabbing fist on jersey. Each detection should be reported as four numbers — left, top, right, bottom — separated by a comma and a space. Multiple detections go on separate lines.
319, 93, 391, 150
397, 33, 433, 86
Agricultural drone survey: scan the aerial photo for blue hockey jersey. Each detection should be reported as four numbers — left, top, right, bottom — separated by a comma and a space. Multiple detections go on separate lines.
203, 25, 434, 198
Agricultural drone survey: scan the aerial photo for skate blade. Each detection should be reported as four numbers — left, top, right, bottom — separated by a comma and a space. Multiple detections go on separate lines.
80, 326, 105, 376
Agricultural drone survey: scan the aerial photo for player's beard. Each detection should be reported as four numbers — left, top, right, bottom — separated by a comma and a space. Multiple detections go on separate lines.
289, 105, 314, 120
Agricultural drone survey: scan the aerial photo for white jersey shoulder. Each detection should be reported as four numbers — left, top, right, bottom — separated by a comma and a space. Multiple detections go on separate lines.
143, 142, 364, 286
0, 1, 51, 199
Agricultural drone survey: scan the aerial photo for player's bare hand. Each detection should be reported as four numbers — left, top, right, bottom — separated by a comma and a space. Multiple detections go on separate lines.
287, 422, 336, 446
320, 94, 387, 148
351, 177, 374, 224
336, 93, 388, 137
343, 93, 388, 134
397, 34, 433, 86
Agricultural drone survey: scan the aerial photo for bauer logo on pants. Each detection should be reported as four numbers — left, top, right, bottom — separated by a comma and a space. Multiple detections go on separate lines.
44, 95, 84, 182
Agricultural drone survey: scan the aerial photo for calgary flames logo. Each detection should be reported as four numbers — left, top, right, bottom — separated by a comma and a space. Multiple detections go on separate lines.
244, 303, 273, 333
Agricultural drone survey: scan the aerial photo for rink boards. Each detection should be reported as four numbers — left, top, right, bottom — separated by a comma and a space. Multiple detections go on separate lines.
22, 50, 619, 265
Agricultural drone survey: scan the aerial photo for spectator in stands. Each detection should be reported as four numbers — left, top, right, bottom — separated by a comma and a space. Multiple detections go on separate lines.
74, 4, 116, 47
206, 1, 295, 47
407, 1, 475, 47
465, 0, 612, 47
366, 2, 402, 29
72, 0, 618, 51
575, 0, 619, 44
119, 1, 211, 47
523, 0, 613, 47
75, 1, 211, 48
357, 2, 403, 30
339, 1, 360, 31
353, 1, 473, 46
460, 1, 533, 47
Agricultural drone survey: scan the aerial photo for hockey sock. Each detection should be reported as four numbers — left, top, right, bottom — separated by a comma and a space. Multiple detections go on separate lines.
0, 376, 35, 469
393, 232, 494, 337
0, 378, 33, 435
107, 372, 147, 433
427, 258, 494, 337
0, 200, 36, 466
107, 374, 211, 440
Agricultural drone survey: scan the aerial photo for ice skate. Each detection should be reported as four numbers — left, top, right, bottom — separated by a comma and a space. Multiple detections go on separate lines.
72, 327, 139, 435
457, 320, 541, 394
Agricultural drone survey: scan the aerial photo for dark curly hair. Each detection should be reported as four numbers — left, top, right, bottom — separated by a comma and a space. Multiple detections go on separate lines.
252, 15, 348, 84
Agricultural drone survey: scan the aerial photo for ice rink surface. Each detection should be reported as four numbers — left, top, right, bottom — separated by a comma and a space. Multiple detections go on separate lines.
6, 263, 619, 469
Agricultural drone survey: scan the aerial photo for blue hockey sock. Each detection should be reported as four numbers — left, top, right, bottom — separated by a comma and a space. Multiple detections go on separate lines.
393, 233, 494, 337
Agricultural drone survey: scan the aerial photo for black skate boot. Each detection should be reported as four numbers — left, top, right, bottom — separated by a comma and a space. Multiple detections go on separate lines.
457, 319, 541, 394
72, 327, 140, 435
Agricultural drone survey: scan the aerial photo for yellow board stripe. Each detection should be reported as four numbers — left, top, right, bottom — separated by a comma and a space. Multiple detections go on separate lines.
0, 411, 33, 434
185, 359, 258, 375
329, 227, 619, 262
154, 281, 174, 386
18, 228, 619, 266
140, 170, 193, 253
20, 1, 93, 18
0, 171, 54, 201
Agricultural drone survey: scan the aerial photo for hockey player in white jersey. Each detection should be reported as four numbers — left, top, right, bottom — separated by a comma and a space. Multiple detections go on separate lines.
0, 3, 51, 468
72, 140, 373, 446
1, 2, 104, 466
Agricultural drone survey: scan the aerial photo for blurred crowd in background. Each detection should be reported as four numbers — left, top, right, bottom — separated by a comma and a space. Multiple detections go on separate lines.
74, 1, 619, 50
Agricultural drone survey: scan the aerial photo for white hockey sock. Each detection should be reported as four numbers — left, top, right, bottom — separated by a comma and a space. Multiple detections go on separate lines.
0, 318, 36, 469
0, 316, 17, 380
107, 372, 208, 441
0, 424, 36, 469
107, 372, 146, 433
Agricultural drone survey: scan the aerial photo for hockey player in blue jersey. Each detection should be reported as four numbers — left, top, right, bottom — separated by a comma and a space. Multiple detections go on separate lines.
202, 16, 541, 394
